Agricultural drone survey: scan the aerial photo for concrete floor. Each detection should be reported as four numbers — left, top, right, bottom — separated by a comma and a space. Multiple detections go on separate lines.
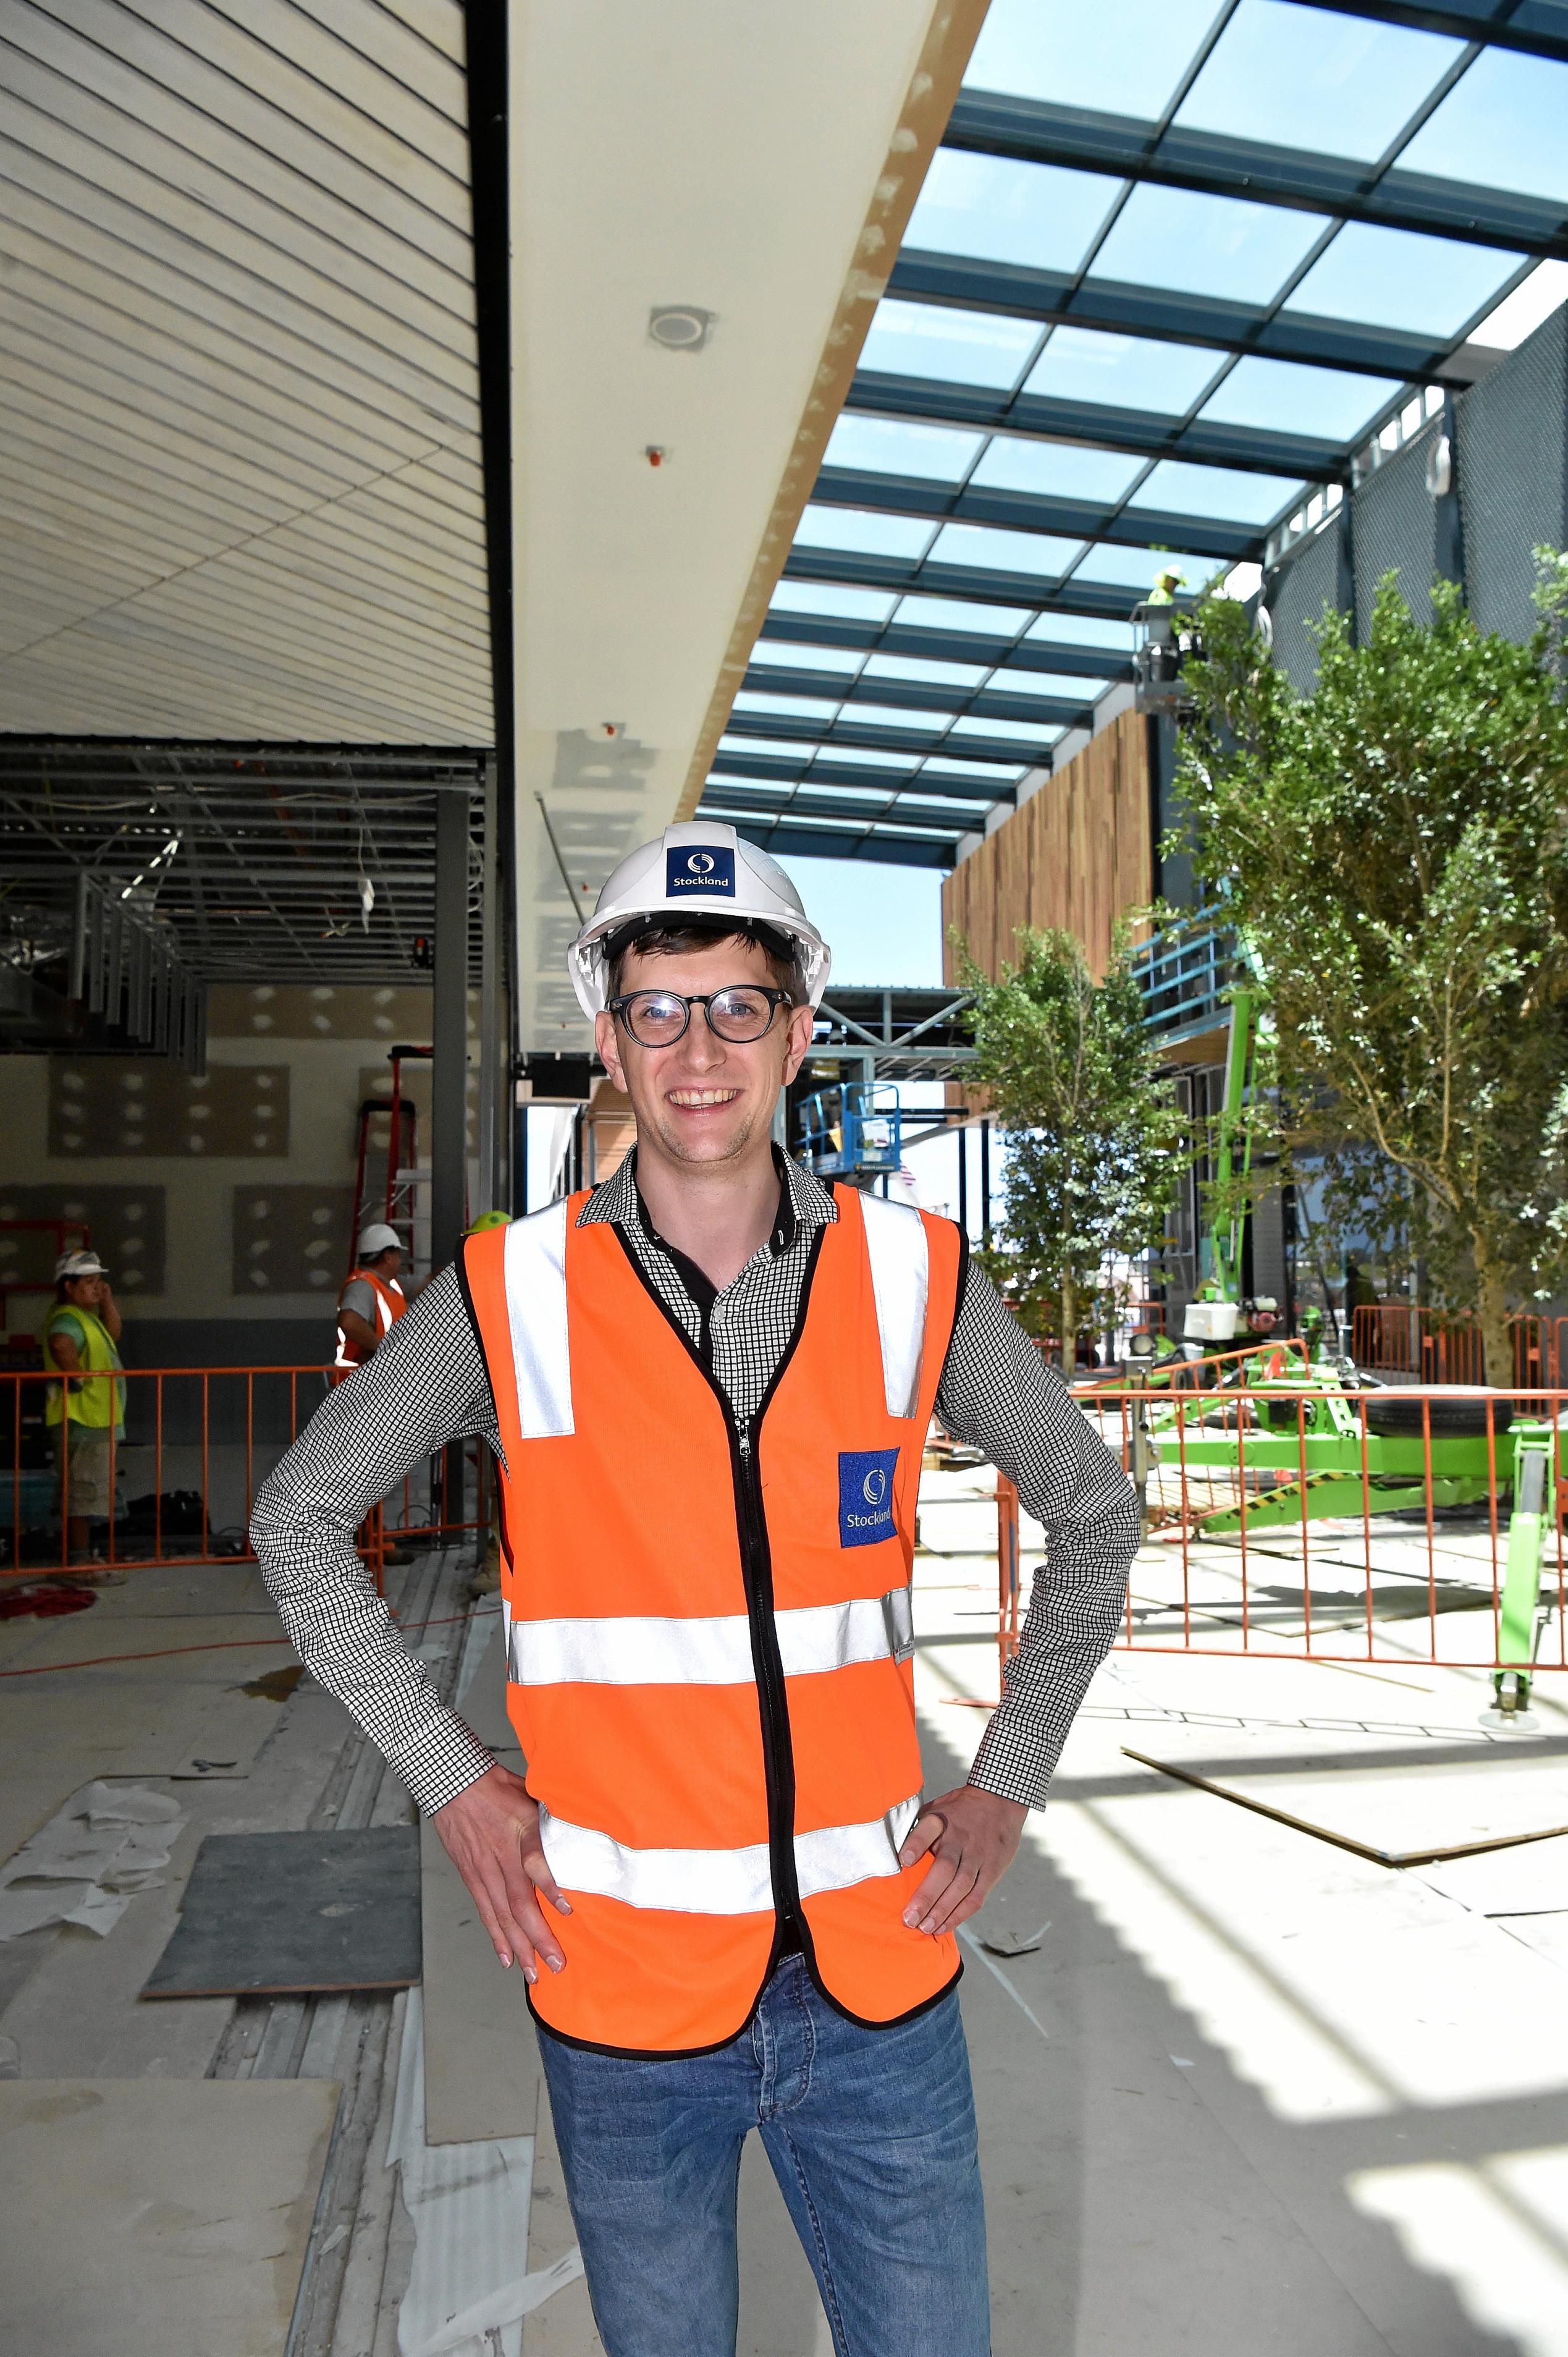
3, 1489, 1567, 2355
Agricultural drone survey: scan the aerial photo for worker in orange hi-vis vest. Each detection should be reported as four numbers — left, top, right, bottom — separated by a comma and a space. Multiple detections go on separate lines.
331, 1223, 410, 1385
251, 823, 1140, 2357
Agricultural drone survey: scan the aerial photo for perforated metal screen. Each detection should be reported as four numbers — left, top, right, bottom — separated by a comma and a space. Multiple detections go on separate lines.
1458, 306, 1568, 643
1352, 422, 1441, 635
1270, 524, 1346, 695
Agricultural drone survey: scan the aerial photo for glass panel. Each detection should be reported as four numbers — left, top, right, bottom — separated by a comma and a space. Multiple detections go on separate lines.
1023, 612, 1131, 650
1399, 49, 1568, 205
905, 150, 1117, 273
1175, 0, 1462, 162
1468, 260, 1568, 353
1284, 223, 1524, 337
822, 415, 984, 481
814, 746, 924, 769
1024, 613, 1138, 648
731, 692, 842, 721
1024, 327, 1228, 415
769, 582, 896, 622
747, 641, 866, 673
928, 522, 1086, 577
919, 755, 1028, 780
837, 704, 948, 734
862, 653, 989, 686
793, 504, 935, 558
964, 0, 1230, 123
718, 736, 822, 761
1132, 458, 1305, 522
948, 715, 1063, 745
1069, 544, 1218, 589
859, 298, 1039, 388
1197, 355, 1400, 438
892, 594, 1035, 633
988, 665, 1108, 695
1092, 184, 1326, 304
968, 438, 1145, 502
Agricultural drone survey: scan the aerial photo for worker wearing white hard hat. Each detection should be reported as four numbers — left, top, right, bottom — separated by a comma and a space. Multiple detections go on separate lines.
332, 1222, 411, 1384
44, 1245, 125, 1568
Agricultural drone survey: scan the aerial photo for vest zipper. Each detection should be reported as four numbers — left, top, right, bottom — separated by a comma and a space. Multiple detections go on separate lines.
731, 1419, 808, 1951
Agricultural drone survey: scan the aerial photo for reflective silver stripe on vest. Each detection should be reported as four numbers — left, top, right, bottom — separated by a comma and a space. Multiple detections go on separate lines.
503, 1200, 574, 1438
502, 1586, 914, 1686
537, 1794, 922, 1915
859, 1195, 929, 1420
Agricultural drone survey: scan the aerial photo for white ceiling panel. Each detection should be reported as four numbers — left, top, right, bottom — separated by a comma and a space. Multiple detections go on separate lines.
0, 0, 490, 743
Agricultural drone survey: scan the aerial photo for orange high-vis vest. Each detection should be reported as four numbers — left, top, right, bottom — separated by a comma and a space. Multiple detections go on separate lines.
460, 1185, 965, 2057
332, 1265, 407, 1381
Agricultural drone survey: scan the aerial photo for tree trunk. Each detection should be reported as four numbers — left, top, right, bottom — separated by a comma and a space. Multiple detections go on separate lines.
1473, 1247, 1514, 1391
1060, 1275, 1077, 1378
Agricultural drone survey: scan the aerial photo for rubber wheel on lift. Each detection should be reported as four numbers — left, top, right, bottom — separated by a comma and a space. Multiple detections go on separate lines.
1364, 1390, 1515, 1438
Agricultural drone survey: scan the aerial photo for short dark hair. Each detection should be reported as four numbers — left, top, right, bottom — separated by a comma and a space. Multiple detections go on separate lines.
605, 915, 803, 1003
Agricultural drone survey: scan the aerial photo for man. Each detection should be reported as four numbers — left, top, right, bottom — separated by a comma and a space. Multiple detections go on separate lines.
332, 1222, 410, 1383
44, 1248, 125, 1570
253, 824, 1139, 2357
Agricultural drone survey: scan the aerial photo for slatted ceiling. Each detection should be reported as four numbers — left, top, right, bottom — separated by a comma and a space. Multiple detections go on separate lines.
0, 0, 487, 742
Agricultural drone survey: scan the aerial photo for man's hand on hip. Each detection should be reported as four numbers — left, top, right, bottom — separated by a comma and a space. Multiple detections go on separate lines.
432, 1762, 571, 1981
898, 1785, 1027, 1937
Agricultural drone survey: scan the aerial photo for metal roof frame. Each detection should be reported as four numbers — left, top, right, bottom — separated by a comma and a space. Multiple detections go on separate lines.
809, 462, 1263, 560
1307, 0, 1568, 68
942, 89, 1567, 261
742, 662, 1097, 727
756, 610, 1134, 678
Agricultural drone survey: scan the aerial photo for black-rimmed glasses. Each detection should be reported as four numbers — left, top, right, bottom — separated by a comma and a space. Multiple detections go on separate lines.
608, 986, 793, 1047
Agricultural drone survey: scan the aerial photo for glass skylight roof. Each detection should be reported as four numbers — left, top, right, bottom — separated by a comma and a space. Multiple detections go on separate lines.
964, 0, 1229, 122
1022, 329, 1226, 415
927, 523, 1085, 577
792, 506, 932, 559
967, 439, 1146, 502
716, 2, 1568, 867
1284, 224, 1524, 336
1090, 185, 1328, 305
820, 416, 983, 481
1195, 355, 1400, 438
1173, 0, 1462, 162
859, 301, 1037, 387
1398, 49, 1568, 204
904, 150, 1114, 274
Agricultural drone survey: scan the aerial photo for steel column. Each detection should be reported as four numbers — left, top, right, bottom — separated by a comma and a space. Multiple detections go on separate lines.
431, 789, 470, 1276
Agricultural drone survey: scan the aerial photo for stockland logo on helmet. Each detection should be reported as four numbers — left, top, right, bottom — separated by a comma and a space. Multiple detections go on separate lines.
665, 845, 735, 899
838, 1448, 899, 1549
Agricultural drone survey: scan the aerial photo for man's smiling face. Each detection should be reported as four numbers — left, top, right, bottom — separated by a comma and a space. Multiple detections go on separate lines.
595, 934, 814, 1171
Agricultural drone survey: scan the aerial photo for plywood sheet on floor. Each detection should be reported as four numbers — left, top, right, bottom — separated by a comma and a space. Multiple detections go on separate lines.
420, 1816, 541, 2143
1126, 1737, 1568, 1863
143, 1825, 420, 1996
459, 1623, 523, 1762
523, 2080, 601, 2355
0, 2075, 338, 2357
1415, 1830, 1568, 1914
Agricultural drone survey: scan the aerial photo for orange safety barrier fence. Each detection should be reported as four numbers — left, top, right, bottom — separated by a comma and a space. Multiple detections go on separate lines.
984, 1376, 1568, 1677
1352, 1304, 1568, 1389
1, 1363, 485, 1594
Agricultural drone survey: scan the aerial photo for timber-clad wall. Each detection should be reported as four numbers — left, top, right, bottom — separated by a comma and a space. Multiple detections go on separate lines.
941, 708, 1153, 982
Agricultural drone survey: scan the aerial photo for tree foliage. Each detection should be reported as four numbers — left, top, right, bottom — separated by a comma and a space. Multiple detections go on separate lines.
1178, 562, 1568, 1377
959, 925, 1186, 1368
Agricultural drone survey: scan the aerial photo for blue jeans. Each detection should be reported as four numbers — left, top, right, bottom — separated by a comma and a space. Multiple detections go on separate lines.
536, 1953, 990, 2357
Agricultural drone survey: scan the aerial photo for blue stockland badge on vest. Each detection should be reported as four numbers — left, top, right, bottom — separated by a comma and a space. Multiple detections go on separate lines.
838, 1448, 899, 1548
665, 845, 735, 900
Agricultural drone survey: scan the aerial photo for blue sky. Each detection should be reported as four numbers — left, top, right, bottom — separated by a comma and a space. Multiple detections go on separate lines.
775, 857, 947, 988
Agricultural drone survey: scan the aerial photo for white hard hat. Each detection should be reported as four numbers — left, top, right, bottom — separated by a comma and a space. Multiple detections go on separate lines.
357, 1223, 402, 1258
55, 1248, 106, 1281
568, 822, 831, 1018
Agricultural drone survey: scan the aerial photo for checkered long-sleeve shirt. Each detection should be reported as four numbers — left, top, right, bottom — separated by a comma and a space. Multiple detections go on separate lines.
251, 1153, 1137, 1816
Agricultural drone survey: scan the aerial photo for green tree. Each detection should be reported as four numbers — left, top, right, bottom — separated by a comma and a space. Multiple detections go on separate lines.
959, 926, 1186, 1371
1178, 564, 1568, 1379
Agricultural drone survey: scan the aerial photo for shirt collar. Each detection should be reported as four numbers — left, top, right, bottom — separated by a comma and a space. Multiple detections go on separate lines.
579, 1145, 837, 1254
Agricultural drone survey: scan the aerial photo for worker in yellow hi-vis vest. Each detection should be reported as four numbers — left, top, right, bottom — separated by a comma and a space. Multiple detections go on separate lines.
43, 1248, 126, 1570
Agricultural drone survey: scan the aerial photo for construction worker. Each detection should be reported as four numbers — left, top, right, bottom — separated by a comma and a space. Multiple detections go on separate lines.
253, 823, 1139, 2357
332, 1222, 410, 1384
1147, 564, 1185, 605
44, 1248, 125, 1569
